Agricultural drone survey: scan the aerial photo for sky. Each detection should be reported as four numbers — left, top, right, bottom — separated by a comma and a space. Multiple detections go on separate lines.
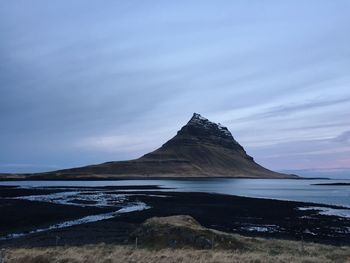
1, 0, 350, 173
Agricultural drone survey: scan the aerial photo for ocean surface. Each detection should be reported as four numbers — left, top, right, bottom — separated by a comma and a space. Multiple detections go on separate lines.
1, 178, 350, 208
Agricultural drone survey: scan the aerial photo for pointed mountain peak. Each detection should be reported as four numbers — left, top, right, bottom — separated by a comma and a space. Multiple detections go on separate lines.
188, 113, 210, 126
186, 113, 232, 138
160, 112, 253, 163
191, 113, 208, 121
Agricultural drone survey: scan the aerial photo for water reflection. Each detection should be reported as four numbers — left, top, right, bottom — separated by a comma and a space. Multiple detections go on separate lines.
1, 178, 349, 207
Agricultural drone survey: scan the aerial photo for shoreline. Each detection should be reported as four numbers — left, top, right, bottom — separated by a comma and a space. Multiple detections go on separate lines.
1, 186, 349, 248
0, 173, 304, 181
1, 176, 330, 181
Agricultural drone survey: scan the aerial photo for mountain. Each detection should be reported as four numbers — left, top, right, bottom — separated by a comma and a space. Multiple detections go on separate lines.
24, 113, 297, 179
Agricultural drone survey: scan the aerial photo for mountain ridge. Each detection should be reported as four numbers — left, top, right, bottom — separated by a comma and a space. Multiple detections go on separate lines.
18, 113, 297, 179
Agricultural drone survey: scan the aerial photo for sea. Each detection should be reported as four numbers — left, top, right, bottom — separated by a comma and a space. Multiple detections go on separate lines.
1, 178, 349, 208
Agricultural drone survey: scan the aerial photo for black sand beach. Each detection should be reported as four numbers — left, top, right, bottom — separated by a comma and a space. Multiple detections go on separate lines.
0, 185, 349, 248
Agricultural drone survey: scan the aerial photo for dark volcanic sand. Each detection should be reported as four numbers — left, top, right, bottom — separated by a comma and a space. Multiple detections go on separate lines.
0, 186, 349, 248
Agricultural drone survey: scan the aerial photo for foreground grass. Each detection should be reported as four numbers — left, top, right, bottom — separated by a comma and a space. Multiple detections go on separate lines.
4, 241, 350, 263
3, 216, 350, 262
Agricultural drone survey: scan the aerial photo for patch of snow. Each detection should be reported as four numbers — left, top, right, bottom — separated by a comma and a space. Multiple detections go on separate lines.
190, 114, 210, 126
193, 113, 208, 121
217, 123, 232, 137
190, 114, 232, 137
217, 123, 224, 128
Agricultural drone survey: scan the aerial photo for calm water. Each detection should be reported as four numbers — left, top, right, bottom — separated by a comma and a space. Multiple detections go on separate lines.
1, 179, 350, 207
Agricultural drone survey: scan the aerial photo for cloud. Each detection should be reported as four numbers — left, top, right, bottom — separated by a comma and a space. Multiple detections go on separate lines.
264, 97, 350, 117
333, 130, 350, 143
1, 1, 350, 172
237, 97, 350, 122
247, 130, 350, 170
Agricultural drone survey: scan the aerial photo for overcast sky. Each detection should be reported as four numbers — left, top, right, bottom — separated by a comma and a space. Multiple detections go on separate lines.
1, 0, 350, 173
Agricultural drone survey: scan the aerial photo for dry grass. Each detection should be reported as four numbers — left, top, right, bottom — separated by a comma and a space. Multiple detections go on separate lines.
3, 240, 350, 263
3, 216, 350, 262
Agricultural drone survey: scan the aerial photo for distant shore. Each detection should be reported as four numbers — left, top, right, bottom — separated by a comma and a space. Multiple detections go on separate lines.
312, 182, 350, 186
0, 174, 304, 181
